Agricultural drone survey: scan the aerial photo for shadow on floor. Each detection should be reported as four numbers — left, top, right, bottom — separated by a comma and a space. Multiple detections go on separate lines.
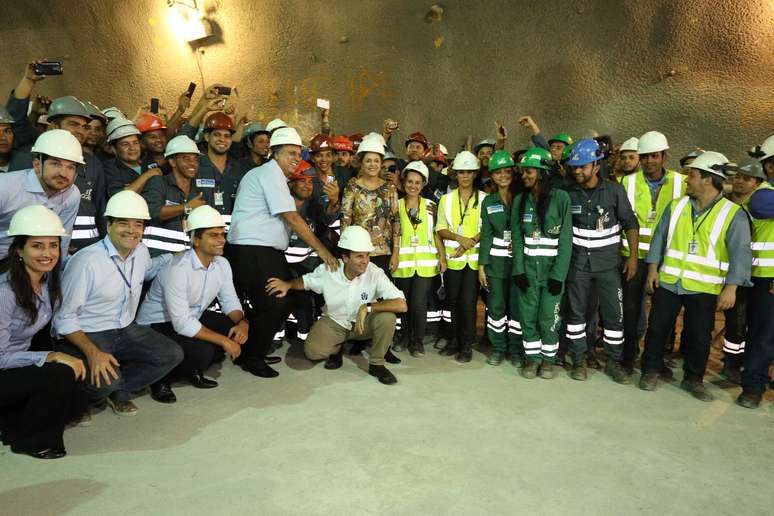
0, 479, 107, 515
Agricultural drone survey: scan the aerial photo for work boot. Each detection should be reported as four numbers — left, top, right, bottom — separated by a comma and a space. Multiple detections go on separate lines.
509, 352, 525, 368
680, 378, 714, 402
605, 360, 630, 385
368, 364, 397, 385
570, 355, 587, 381
433, 336, 448, 350
720, 364, 742, 385
392, 333, 408, 352
539, 361, 554, 380
521, 360, 539, 379
455, 343, 472, 364
639, 373, 659, 391
659, 366, 675, 381
621, 358, 635, 375
586, 350, 602, 370
409, 339, 425, 358
487, 351, 504, 366
439, 340, 459, 357
736, 391, 763, 409
324, 346, 344, 370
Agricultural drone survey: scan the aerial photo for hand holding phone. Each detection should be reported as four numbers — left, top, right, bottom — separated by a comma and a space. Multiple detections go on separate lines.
186, 82, 197, 98
32, 61, 63, 76
150, 98, 160, 114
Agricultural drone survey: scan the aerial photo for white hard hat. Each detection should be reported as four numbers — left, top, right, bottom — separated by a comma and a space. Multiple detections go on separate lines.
186, 205, 226, 233
338, 225, 375, 253
688, 151, 729, 178
31, 129, 85, 165
269, 127, 302, 147
165, 135, 200, 157
403, 160, 429, 183
36, 114, 49, 125
105, 190, 151, 220
356, 134, 385, 156
101, 106, 126, 121
266, 118, 288, 133
437, 144, 448, 155
106, 117, 140, 143
452, 150, 480, 171
0, 105, 14, 124
7, 205, 67, 237
755, 134, 774, 162
619, 137, 639, 153
637, 131, 669, 154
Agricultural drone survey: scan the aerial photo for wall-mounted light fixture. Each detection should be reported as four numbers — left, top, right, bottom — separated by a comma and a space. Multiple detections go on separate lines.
167, 0, 212, 42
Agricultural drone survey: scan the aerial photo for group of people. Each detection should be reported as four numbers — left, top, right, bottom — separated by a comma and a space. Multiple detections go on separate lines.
1, 61, 772, 461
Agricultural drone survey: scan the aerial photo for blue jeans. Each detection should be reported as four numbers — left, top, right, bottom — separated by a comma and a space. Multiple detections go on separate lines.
56, 323, 183, 403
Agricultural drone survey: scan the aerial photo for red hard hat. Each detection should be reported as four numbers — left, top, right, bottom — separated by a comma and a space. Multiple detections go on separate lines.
348, 133, 364, 149
204, 112, 235, 133
288, 160, 314, 180
405, 131, 429, 149
332, 135, 354, 152
135, 113, 167, 133
309, 134, 333, 153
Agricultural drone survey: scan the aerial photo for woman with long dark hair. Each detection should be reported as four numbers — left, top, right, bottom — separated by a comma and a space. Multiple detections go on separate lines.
0, 206, 85, 459
511, 148, 572, 379
478, 150, 522, 366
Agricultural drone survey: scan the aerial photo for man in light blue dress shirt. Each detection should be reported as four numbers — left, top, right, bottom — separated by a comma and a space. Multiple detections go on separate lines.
137, 206, 254, 392
52, 191, 183, 416
226, 127, 337, 378
0, 130, 83, 266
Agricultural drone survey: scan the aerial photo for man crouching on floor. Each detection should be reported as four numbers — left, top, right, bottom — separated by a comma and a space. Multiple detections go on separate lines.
266, 226, 407, 384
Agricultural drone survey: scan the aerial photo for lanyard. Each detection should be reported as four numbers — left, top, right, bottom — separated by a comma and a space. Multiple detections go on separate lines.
691, 197, 721, 237
458, 190, 477, 226
102, 241, 135, 292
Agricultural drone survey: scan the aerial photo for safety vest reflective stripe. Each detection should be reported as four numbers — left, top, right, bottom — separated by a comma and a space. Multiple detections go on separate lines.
573, 224, 621, 238
572, 235, 621, 248
399, 245, 437, 254
492, 237, 510, 247
397, 259, 439, 269
572, 223, 622, 249
72, 228, 100, 240
524, 247, 558, 257
525, 237, 558, 246
659, 196, 738, 294
489, 248, 511, 257
75, 216, 96, 225
748, 182, 774, 278
142, 225, 190, 253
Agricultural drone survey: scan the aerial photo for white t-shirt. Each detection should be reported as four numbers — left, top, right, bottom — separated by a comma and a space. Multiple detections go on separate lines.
302, 260, 405, 329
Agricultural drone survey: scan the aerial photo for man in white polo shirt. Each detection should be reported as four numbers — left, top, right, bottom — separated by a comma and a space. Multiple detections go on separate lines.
266, 226, 407, 385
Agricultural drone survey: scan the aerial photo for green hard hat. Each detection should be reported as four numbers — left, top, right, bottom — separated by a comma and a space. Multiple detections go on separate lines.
47, 95, 91, 121
561, 142, 576, 162
548, 133, 573, 146
732, 157, 768, 180
519, 146, 553, 170
488, 150, 515, 172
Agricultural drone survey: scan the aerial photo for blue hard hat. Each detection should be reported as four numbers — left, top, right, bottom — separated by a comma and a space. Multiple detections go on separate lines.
566, 138, 604, 167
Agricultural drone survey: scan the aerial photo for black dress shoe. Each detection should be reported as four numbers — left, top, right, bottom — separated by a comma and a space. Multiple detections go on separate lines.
368, 364, 397, 385
190, 370, 218, 389
150, 381, 177, 404
264, 356, 282, 365
14, 447, 67, 460
384, 349, 401, 364
241, 361, 279, 378
324, 350, 343, 370
680, 378, 714, 402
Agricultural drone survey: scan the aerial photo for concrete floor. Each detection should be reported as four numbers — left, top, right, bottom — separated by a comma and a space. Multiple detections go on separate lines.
1, 339, 772, 516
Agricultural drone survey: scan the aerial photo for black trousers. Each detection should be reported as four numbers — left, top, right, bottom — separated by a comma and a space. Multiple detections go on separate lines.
742, 277, 774, 394
371, 255, 391, 276
394, 276, 432, 342
622, 260, 648, 362
445, 267, 479, 346
641, 287, 717, 379
0, 363, 82, 453
151, 311, 231, 378
722, 287, 748, 367
226, 244, 290, 362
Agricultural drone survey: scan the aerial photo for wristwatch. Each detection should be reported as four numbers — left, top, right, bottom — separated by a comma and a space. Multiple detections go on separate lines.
183, 202, 192, 215
366, 303, 373, 313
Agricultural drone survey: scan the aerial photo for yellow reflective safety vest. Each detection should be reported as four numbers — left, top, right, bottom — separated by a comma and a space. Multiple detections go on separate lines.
621, 169, 685, 259
659, 196, 740, 295
438, 189, 486, 271
744, 181, 774, 278
392, 197, 440, 278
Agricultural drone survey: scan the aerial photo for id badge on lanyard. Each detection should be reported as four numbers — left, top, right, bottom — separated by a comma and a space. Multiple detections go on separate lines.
214, 191, 224, 206
687, 240, 699, 255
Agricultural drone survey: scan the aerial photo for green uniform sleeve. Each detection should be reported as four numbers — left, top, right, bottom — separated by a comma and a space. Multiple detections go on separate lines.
549, 190, 573, 282
478, 196, 493, 266
511, 194, 526, 276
